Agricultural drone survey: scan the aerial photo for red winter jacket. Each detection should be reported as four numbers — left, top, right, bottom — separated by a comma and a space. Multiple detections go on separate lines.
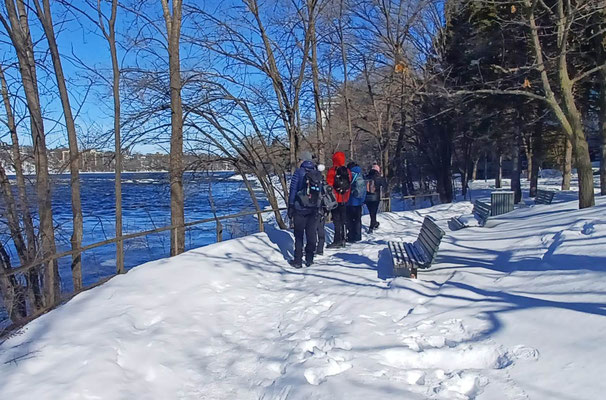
326, 152, 352, 204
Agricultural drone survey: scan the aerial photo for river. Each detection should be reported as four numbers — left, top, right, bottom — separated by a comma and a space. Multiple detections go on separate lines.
3, 171, 269, 292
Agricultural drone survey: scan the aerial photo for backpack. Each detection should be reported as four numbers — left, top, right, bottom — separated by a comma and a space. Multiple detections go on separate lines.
366, 178, 376, 194
365, 178, 380, 202
351, 173, 367, 200
296, 169, 323, 208
321, 184, 338, 211
333, 166, 351, 194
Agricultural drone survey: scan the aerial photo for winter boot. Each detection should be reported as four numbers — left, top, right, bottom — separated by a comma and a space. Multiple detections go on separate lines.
289, 259, 303, 269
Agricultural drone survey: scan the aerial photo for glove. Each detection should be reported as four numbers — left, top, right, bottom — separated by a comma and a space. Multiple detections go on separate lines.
287, 206, 294, 219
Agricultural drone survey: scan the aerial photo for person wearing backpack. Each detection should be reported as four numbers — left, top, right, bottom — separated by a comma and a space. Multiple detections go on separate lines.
287, 151, 322, 268
326, 152, 351, 248
346, 162, 366, 242
315, 164, 334, 255
365, 163, 386, 233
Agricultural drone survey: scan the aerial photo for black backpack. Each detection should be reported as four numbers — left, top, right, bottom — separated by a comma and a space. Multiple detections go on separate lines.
296, 169, 323, 208
333, 166, 351, 194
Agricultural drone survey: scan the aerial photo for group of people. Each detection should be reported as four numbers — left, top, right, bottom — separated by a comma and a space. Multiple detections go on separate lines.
287, 151, 386, 268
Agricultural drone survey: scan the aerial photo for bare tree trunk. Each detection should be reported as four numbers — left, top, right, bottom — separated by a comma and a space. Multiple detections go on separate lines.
562, 136, 572, 191
97, 0, 123, 273
511, 134, 522, 204
338, 0, 354, 159
0, 243, 26, 322
394, 113, 406, 195
238, 166, 265, 231
0, 66, 36, 260
524, 135, 533, 181
529, 121, 543, 197
256, 173, 286, 228
161, 0, 185, 256
599, 69, 606, 195
110, 1, 123, 273
554, 1, 594, 208
471, 157, 479, 181
0, 65, 42, 310
2, 0, 59, 306
34, 0, 83, 291
0, 165, 28, 265
436, 140, 453, 203
495, 152, 502, 188
484, 152, 488, 182
308, 2, 325, 165
237, 166, 262, 215
523, 0, 593, 208
0, 165, 28, 322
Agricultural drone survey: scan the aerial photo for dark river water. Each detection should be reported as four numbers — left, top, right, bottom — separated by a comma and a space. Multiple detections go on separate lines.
3, 171, 269, 292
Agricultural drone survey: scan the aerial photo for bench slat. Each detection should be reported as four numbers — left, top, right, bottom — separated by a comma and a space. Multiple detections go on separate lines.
422, 217, 445, 241
403, 242, 419, 265
422, 220, 443, 243
411, 242, 429, 267
416, 235, 436, 254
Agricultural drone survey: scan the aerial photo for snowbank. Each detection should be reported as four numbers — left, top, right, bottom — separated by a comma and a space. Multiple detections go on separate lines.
1, 198, 606, 399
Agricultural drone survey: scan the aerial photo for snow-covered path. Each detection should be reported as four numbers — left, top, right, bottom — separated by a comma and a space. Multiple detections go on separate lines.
1, 197, 606, 399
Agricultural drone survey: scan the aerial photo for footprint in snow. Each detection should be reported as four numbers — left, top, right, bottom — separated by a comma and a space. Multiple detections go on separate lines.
509, 345, 539, 361
437, 371, 489, 400
378, 343, 513, 371
304, 358, 352, 385
307, 300, 335, 315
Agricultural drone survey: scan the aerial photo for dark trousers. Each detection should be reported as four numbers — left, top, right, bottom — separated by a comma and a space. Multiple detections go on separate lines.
346, 205, 362, 242
294, 212, 318, 264
331, 204, 347, 244
316, 211, 326, 253
366, 201, 380, 229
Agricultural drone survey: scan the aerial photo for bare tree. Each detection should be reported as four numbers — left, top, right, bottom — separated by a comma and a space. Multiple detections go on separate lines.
0, 0, 59, 305
97, 0, 124, 272
0, 65, 42, 310
161, 0, 185, 255
336, 0, 355, 158
33, 0, 84, 290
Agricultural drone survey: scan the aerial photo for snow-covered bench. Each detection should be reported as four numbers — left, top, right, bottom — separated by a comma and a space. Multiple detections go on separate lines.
535, 189, 556, 205
388, 216, 445, 279
450, 200, 491, 230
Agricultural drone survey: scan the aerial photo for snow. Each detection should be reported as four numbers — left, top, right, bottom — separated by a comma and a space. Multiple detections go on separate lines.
2, 185, 606, 399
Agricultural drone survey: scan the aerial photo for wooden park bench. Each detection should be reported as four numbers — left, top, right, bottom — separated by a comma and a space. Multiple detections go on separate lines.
450, 199, 491, 230
388, 216, 445, 279
534, 189, 556, 205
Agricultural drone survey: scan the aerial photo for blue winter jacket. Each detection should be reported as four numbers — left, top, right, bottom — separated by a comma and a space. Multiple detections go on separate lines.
348, 165, 366, 207
288, 160, 317, 214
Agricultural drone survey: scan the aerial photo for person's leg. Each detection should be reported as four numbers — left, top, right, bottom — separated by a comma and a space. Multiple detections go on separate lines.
355, 205, 363, 241
345, 205, 354, 242
368, 201, 379, 229
338, 204, 347, 245
305, 213, 318, 265
327, 207, 343, 248
316, 212, 325, 254
293, 213, 305, 264
330, 204, 345, 246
